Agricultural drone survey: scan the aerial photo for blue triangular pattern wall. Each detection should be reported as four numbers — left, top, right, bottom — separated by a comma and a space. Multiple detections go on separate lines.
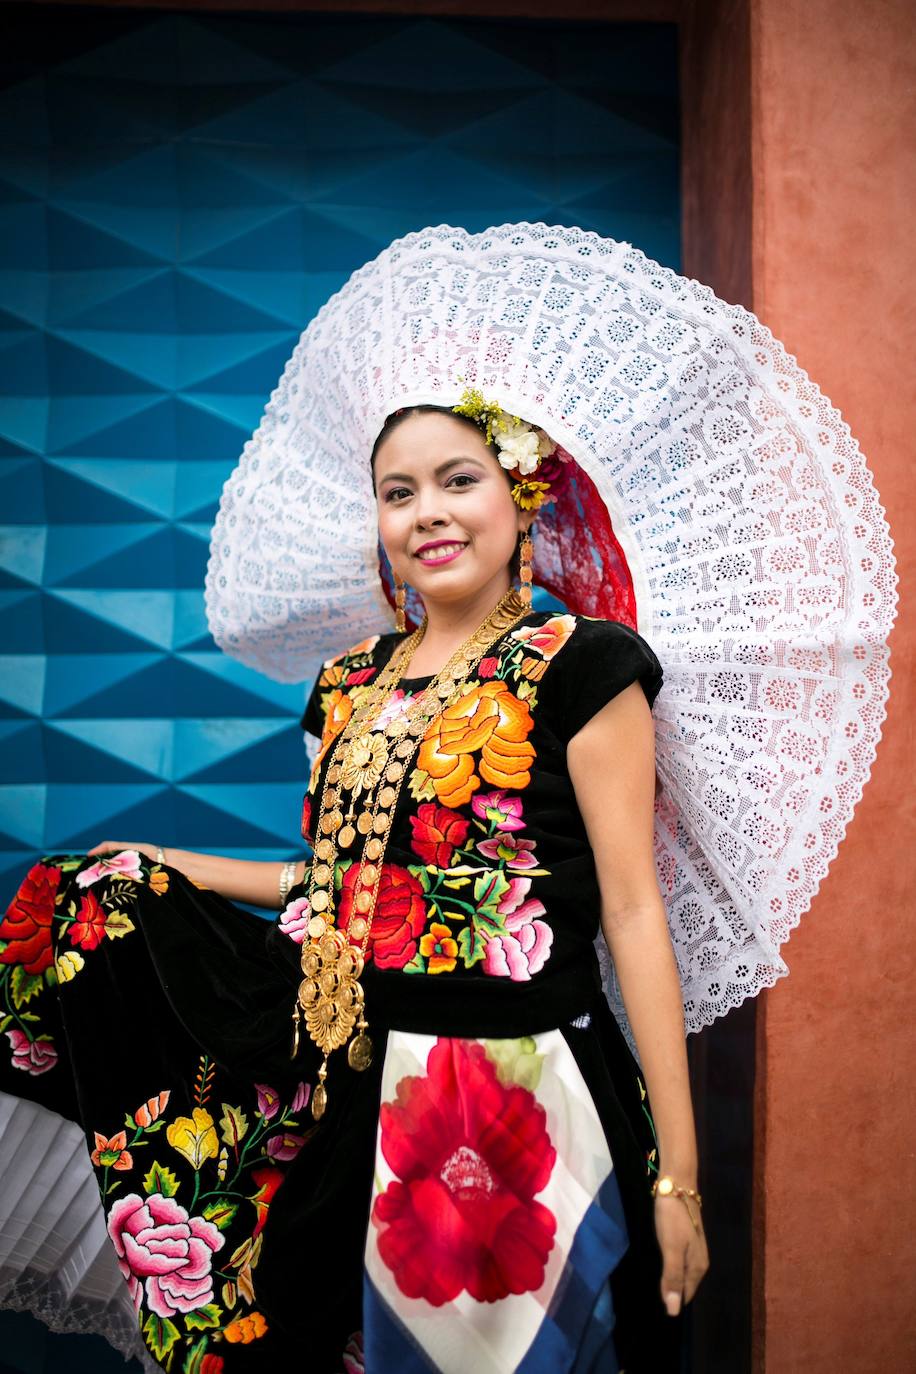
0, 7, 679, 904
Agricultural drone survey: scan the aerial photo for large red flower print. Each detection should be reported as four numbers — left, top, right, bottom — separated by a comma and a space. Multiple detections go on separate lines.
0, 862, 62, 975
371, 1039, 557, 1305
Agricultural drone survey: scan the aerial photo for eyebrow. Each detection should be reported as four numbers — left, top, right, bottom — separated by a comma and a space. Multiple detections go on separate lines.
377, 456, 487, 485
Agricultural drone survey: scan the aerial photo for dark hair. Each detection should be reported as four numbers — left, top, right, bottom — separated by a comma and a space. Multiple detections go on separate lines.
369, 404, 494, 471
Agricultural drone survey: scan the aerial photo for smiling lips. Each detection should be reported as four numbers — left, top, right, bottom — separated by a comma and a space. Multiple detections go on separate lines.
414, 540, 469, 566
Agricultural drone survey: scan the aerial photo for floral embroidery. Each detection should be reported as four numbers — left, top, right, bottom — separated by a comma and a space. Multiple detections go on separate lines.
418, 922, 459, 974
414, 679, 535, 807
1, 855, 166, 1076
85, 1054, 314, 1366
372, 1038, 557, 1304
510, 613, 576, 660
409, 803, 470, 867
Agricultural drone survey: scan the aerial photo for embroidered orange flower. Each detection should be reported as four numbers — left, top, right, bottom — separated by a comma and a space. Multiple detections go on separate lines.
318, 664, 345, 687
134, 1091, 170, 1128
149, 867, 169, 895
310, 688, 353, 784
417, 681, 535, 807
90, 1130, 133, 1170
419, 922, 458, 974
223, 1311, 268, 1344
511, 613, 576, 661
520, 656, 547, 681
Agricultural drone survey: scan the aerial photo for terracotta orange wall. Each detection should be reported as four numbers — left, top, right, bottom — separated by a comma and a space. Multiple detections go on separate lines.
749, 0, 915, 1368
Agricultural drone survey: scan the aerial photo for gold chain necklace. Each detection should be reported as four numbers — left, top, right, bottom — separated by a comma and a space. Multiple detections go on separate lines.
293, 587, 528, 1120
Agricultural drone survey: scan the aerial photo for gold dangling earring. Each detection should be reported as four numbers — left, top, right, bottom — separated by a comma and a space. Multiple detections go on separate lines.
394, 572, 407, 634
519, 529, 534, 607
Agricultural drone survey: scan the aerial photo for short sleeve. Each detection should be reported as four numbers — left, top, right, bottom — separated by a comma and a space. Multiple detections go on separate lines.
546, 617, 664, 745
300, 675, 325, 738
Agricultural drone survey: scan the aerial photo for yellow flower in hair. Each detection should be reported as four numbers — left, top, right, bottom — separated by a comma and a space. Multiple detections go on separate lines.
511, 479, 552, 512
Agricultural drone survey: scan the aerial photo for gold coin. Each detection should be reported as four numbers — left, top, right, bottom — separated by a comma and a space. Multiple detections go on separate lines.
395, 739, 414, 758
320, 969, 338, 996
355, 890, 372, 914
307, 915, 327, 939
437, 679, 455, 699
318, 1000, 336, 1025
385, 762, 404, 783
357, 811, 374, 834
313, 864, 331, 886
378, 786, 397, 809
350, 916, 368, 940
302, 950, 320, 976
348, 1032, 373, 1072
311, 889, 329, 912
319, 814, 336, 835
319, 931, 341, 960
365, 838, 383, 860
361, 864, 378, 887
409, 716, 427, 737
326, 766, 341, 784
338, 825, 356, 849
315, 839, 333, 860
311, 1083, 327, 1120
386, 718, 408, 738
373, 811, 389, 834
298, 977, 319, 1005
324, 789, 339, 808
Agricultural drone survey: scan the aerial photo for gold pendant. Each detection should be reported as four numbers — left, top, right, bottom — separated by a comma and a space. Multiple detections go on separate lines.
348, 1031, 373, 1072
299, 929, 365, 1055
338, 824, 356, 849
311, 1081, 327, 1120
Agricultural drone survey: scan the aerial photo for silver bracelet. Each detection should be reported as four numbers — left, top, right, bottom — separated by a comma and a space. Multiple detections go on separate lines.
278, 860, 297, 909
155, 846, 167, 866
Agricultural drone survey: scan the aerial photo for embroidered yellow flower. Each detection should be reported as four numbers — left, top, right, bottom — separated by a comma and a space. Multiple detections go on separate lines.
419, 921, 458, 974
54, 949, 85, 983
166, 1108, 219, 1170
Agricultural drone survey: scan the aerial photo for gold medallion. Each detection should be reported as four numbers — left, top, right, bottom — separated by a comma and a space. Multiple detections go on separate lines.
348, 1032, 373, 1072
365, 838, 383, 860
357, 811, 374, 834
311, 1082, 327, 1120
338, 824, 356, 849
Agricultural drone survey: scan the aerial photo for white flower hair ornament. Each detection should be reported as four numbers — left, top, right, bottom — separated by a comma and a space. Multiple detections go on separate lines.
451, 383, 569, 512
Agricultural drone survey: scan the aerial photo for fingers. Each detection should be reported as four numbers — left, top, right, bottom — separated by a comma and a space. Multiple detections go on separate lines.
660, 1240, 688, 1316
683, 1233, 710, 1304
86, 841, 136, 856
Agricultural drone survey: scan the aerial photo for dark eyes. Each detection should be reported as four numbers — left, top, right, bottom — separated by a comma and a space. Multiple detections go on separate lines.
383, 473, 478, 503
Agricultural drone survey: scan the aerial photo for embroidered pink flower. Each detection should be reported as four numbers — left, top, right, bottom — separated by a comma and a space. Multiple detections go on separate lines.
477, 656, 498, 679
279, 896, 310, 944
346, 667, 376, 686
341, 1331, 365, 1374
254, 1084, 280, 1121
5, 1028, 58, 1075
484, 878, 552, 981
76, 850, 143, 888
372, 1039, 556, 1304
373, 689, 409, 731
471, 790, 525, 832
477, 833, 538, 869
266, 1132, 307, 1162
107, 1191, 224, 1318
290, 1081, 311, 1114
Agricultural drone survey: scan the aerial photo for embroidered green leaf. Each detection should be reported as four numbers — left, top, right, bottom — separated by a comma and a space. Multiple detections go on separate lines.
182, 1336, 210, 1374
457, 924, 486, 968
402, 951, 427, 974
442, 877, 471, 890
104, 909, 135, 940
56, 857, 83, 872
11, 965, 43, 1009
184, 1303, 222, 1331
473, 869, 512, 917
44, 965, 58, 988
218, 1103, 249, 1148
407, 767, 436, 802
202, 1198, 238, 1231
142, 1160, 180, 1198
221, 1279, 238, 1311
143, 1313, 181, 1361
19, 1012, 40, 1023
0, 1015, 11, 1033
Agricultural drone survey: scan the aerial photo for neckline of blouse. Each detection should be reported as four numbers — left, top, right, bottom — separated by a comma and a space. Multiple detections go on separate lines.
391, 607, 543, 689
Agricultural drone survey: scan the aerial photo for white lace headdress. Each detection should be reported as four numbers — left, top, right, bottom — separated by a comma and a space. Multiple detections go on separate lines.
205, 222, 898, 1036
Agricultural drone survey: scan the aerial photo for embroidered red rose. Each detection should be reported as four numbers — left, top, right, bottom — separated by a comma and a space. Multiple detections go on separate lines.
338, 864, 427, 970
69, 889, 107, 951
371, 1038, 557, 1305
300, 795, 312, 841
0, 862, 62, 975
409, 803, 470, 868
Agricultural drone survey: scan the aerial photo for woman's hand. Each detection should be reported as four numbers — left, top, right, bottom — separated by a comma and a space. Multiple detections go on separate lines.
88, 840, 160, 861
654, 1192, 710, 1315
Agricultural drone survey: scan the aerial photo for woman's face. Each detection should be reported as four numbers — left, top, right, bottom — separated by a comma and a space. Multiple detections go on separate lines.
373, 411, 530, 612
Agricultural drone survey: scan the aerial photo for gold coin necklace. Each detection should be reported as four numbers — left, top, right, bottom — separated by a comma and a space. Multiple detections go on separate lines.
292, 587, 528, 1121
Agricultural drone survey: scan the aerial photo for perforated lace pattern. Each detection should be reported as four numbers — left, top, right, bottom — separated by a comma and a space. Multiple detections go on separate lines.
206, 222, 898, 1033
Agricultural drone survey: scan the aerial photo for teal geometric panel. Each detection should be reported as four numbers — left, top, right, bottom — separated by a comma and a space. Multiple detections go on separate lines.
0, 7, 680, 896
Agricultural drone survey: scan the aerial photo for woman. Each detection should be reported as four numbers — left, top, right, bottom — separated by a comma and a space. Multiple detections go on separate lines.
0, 222, 895, 1372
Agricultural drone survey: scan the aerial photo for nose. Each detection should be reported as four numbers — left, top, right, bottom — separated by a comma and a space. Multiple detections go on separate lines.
414, 489, 450, 531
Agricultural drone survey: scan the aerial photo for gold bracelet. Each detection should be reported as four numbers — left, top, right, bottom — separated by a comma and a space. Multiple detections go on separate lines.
651, 1175, 703, 1234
